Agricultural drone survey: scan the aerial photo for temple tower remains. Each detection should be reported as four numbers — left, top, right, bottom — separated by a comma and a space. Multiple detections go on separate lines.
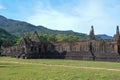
114, 26, 120, 41
31, 31, 40, 42
89, 25, 95, 40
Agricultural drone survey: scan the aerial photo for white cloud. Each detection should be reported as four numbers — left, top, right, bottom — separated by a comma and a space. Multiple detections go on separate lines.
27, 1, 80, 32
0, 3, 5, 9
73, 0, 120, 35
26, 0, 120, 35
28, 11, 79, 30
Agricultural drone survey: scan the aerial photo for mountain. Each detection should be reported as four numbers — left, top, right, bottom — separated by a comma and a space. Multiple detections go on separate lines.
0, 28, 16, 53
0, 15, 88, 39
0, 28, 16, 50
65, 30, 74, 32
96, 34, 113, 39
0, 15, 41, 36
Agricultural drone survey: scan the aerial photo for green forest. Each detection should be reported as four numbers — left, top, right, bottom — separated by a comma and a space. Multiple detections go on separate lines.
0, 28, 87, 53
0, 28, 16, 53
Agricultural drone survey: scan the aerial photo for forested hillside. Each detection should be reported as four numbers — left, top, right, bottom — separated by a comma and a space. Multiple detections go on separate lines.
0, 28, 16, 44
0, 15, 88, 39
0, 15, 104, 45
0, 28, 16, 53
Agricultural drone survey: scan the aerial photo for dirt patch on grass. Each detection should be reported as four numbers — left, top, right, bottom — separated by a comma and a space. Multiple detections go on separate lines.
0, 60, 120, 72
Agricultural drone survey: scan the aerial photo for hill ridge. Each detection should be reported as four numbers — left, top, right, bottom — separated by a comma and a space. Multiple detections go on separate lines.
0, 15, 88, 39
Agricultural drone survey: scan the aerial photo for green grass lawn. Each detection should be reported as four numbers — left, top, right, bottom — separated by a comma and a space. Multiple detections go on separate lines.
0, 57, 120, 80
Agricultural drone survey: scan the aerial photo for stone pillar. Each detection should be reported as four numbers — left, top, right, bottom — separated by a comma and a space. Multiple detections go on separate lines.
89, 26, 95, 40
114, 26, 120, 41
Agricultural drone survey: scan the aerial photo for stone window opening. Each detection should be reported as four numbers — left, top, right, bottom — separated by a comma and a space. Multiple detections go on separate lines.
31, 46, 34, 52
34, 47, 37, 51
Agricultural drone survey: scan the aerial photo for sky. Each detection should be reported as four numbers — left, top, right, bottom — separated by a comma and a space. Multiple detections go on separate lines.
0, 0, 120, 36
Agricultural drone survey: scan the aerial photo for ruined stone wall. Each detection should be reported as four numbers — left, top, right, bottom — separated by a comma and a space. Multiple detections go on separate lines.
91, 40, 117, 54
54, 40, 90, 53
1, 37, 120, 61
54, 40, 120, 61
54, 40, 93, 60
1, 45, 24, 57
90, 40, 120, 61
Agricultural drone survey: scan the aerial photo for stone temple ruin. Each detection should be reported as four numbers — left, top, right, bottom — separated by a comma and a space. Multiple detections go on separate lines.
1, 26, 120, 61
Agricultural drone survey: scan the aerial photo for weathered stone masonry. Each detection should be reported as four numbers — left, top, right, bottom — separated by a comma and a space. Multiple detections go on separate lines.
1, 26, 120, 61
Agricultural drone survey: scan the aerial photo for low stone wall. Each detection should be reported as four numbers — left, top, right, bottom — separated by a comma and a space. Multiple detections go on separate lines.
64, 51, 93, 60
59, 51, 120, 62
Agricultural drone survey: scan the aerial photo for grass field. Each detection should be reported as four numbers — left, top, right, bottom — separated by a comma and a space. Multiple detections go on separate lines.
0, 57, 120, 80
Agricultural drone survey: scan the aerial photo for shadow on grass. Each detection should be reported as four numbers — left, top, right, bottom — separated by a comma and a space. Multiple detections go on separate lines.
0, 65, 23, 68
